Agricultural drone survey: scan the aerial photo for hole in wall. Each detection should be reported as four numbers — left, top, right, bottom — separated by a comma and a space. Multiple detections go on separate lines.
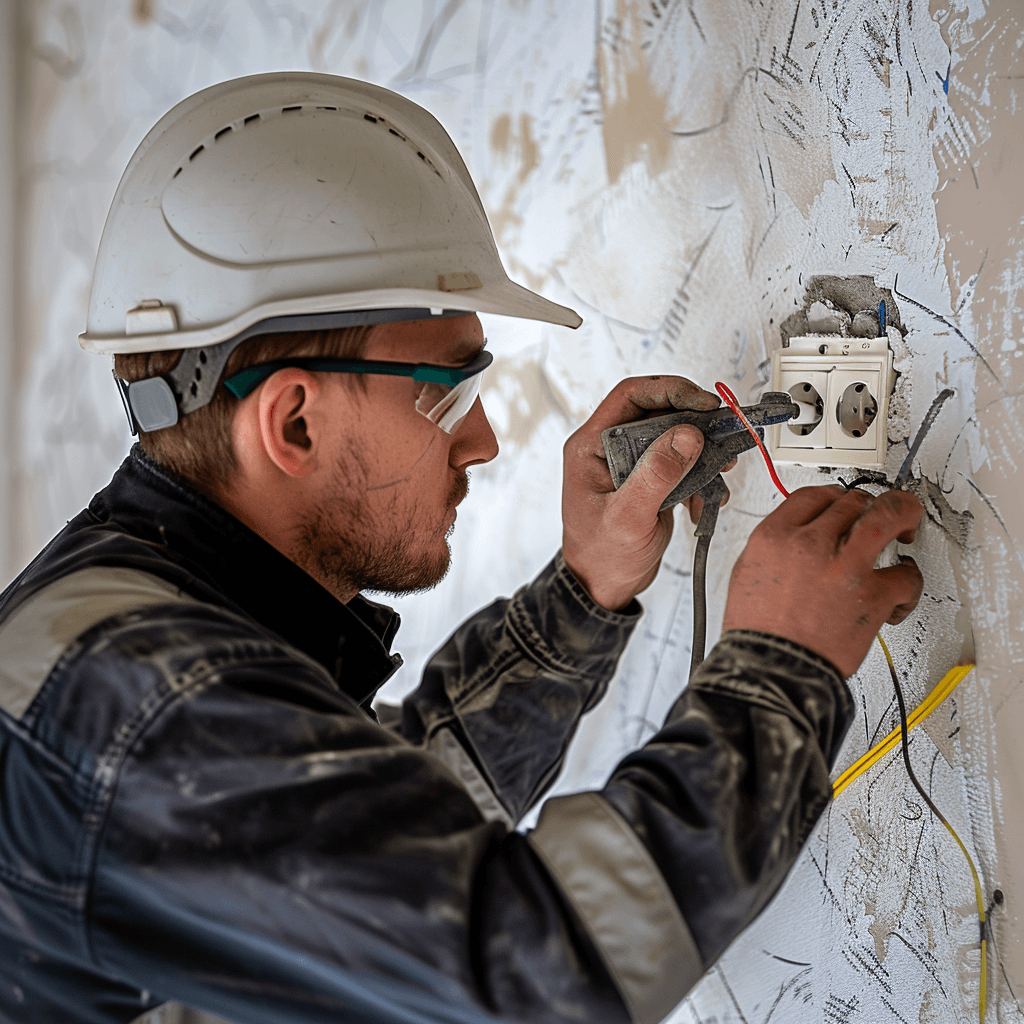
780, 274, 903, 346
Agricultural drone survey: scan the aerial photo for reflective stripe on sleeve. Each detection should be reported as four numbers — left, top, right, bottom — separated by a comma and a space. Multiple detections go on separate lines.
527, 791, 702, 1024
427, 727, 513, 828
0, 567, 196, 719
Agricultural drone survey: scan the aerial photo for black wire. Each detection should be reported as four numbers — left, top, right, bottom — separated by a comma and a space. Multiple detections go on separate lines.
885, 652, 987, 948
885, 654, 958, 835
897, 388, 955, 485
689, 533, 712, 678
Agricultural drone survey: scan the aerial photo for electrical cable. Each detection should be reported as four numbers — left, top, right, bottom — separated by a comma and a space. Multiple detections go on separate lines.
831, 662, 975, 797
715, 382, 791, 497
711, 380, 986, 1021
876, 633, 987, 1024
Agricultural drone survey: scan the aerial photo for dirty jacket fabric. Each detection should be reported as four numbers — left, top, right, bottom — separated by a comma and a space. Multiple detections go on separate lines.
0, 448, 854, 1024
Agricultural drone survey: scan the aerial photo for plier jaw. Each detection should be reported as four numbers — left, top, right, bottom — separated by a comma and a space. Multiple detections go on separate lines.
601, 391, 797, 511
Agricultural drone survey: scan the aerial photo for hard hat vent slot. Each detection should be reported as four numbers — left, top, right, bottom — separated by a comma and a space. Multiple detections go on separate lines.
189, 145, 204, 161
282, 105, 302, 114
244, 113, 261, 126
214, 126, 233, 141
317, 106, 338, 111
359, 110, 442, 178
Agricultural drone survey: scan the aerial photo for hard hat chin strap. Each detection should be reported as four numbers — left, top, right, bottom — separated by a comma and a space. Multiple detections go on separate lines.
114, 307, 468, 435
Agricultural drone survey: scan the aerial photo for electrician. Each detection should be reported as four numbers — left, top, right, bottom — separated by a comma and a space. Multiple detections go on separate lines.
0, 73, 923, 1024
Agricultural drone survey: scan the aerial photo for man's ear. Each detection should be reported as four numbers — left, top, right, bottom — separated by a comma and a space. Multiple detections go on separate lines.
252, 369, 333, 478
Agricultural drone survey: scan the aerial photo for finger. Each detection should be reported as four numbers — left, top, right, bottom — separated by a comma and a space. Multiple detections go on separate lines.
721, 457, 738, 474
576, 375, 720, 441
807, 487, 876, 542
844, 490, 924, 568
687, 493, 703, 525
613, 424, 703, 523
761, 484, 848, 529
872, 559, 925, 624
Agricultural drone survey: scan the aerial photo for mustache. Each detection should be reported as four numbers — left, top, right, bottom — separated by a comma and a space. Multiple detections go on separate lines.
449, 472, 469, 508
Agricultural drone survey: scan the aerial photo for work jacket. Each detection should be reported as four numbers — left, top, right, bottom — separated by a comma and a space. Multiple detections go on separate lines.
0, 447, 854, 1024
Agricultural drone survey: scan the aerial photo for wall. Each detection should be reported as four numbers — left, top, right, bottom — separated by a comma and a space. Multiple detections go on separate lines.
0, 0, 16, 587
6, 1, 1022, 1021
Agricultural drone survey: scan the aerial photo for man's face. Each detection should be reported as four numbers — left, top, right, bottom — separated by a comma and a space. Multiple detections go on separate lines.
296, 314, 499, 598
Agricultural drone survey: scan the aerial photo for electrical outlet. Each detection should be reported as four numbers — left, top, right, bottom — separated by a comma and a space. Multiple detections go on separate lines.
767, 328, 897, 470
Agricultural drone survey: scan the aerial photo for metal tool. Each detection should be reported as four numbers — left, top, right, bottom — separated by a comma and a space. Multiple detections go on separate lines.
601, 392, 798, 511
601, 390, 798, 677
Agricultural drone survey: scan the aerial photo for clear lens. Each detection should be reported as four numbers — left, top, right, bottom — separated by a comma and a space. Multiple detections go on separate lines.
415, 371, 484, 434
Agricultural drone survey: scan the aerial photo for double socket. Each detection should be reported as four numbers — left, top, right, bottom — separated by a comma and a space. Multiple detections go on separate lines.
767, 327, 898, 471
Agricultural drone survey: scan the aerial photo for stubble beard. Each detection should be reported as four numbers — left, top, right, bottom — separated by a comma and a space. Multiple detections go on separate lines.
294, 452, 470, 600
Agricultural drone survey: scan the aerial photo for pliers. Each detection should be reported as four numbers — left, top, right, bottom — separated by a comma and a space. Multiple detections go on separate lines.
601, 390, 798, 675
601, 390, 798, 512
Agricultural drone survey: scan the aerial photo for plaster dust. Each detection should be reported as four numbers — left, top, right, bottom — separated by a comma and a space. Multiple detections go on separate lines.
7, 1, 1021, 1022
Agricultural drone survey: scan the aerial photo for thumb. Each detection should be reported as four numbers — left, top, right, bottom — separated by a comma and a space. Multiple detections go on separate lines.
614, 424, 704, 516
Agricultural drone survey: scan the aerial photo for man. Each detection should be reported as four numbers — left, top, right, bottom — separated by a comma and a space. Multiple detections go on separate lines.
0, 73, 923, 1024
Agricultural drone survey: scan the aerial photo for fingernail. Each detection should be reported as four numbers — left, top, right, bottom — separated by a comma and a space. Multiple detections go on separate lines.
671, 426, 702, 461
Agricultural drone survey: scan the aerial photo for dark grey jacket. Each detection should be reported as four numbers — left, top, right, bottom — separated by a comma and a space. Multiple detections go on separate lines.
0, 449, 853, 1024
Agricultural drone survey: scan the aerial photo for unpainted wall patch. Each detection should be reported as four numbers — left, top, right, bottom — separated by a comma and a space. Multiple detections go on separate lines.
780, 275, 904, 346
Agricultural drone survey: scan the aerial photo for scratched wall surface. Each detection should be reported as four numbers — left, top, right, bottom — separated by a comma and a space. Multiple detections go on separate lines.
7, 1, 1023, 1021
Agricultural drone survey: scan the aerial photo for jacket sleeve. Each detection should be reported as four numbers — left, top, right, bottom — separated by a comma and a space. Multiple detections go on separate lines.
80, 603, 852, 1024
398, 552, 642, 825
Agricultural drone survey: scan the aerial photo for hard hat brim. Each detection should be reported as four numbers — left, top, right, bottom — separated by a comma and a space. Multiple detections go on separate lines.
80, 278, 581, 354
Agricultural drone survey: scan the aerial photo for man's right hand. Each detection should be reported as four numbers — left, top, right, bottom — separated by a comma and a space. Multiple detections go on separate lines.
722, 486, 925, 678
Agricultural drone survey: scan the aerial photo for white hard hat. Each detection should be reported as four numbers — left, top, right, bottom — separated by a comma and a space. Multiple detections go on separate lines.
80, 72, 581, 431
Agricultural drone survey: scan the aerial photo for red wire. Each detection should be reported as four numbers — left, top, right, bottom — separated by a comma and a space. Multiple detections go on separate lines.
715, 381, 791, 499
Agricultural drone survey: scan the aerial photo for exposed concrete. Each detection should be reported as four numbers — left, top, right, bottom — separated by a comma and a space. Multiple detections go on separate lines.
780, 275, 904, 346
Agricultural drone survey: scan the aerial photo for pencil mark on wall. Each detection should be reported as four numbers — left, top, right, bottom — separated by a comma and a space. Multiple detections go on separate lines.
893, 282, 999, 382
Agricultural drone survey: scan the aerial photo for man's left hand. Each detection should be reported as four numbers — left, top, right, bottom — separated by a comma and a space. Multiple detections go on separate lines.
561, 376, 728, 612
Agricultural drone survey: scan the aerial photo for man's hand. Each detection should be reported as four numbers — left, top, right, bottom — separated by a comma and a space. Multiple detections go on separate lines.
562, 375, 724, 612
722, 486, 925, 678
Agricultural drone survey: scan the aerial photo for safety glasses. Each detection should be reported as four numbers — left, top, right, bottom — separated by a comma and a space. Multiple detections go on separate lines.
223, 349, 493, 434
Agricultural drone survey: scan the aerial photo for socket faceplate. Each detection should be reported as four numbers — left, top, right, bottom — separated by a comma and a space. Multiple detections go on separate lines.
768, 327, 898, 470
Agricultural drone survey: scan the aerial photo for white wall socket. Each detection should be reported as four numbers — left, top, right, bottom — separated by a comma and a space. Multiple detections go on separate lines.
767, 327, 898, 470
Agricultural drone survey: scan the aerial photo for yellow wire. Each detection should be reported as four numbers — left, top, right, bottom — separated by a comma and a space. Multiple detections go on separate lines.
831, 660, 974, 798
832, 641, 985, 1022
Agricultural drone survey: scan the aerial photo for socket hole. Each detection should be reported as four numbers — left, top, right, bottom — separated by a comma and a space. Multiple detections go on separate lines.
787, 382, 824, 436
836, 381, 878, 438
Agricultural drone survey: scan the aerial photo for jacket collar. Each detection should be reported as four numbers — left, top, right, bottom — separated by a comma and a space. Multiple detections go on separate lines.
88, 447, 403, 708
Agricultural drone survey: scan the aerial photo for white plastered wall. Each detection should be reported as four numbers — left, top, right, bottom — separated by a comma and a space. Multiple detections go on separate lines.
6, 2, 1023, 1021
0, 0, 16, 588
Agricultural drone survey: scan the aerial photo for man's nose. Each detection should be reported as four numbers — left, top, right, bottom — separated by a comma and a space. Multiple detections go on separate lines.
450, 396, 499, 468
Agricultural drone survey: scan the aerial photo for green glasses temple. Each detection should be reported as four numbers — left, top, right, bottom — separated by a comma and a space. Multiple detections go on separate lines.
223, 349, 493, 399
